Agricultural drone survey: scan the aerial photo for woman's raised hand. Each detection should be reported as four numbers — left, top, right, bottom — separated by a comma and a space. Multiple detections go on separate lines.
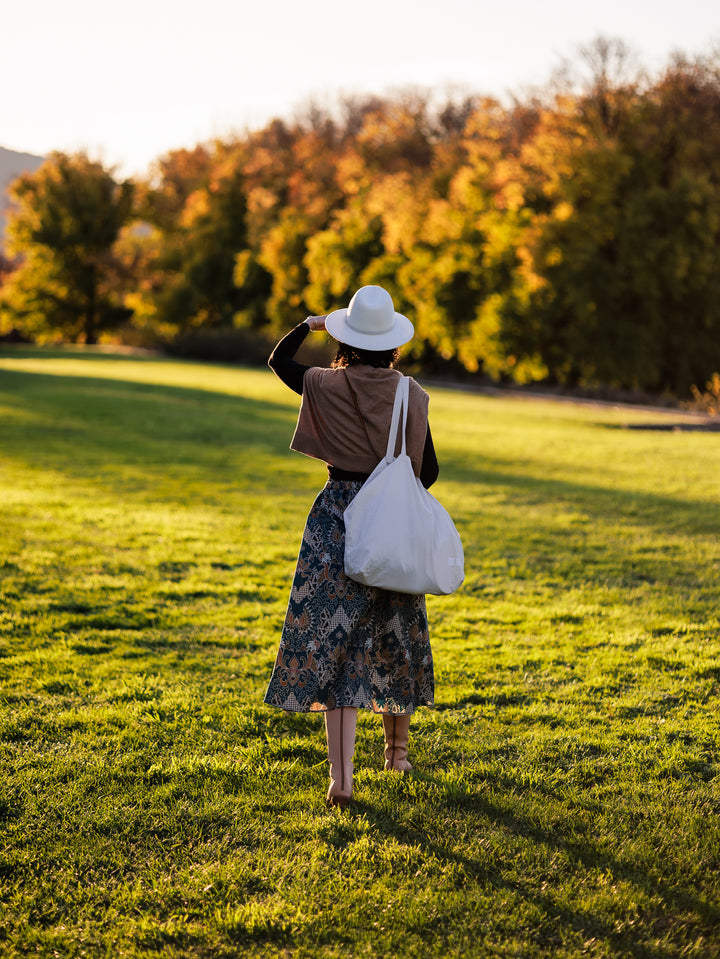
305, 315, 327, 332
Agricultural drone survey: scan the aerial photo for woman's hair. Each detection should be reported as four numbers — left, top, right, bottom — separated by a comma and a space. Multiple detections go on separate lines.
331, 342, 400, 370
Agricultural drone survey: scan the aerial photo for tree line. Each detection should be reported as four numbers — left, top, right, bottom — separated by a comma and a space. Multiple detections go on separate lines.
2, 38, 720, 395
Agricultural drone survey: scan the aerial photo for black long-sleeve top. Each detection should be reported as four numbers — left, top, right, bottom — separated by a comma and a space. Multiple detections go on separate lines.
269, 323, 439, 488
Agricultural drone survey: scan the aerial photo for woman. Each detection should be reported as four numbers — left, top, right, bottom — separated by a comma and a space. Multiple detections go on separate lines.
263, 285, 438, 808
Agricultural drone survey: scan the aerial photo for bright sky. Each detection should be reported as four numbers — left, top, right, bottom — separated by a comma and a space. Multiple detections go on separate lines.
3, 0, 718, 177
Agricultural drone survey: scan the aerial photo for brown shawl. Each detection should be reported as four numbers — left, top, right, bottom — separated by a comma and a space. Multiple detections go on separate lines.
290, 366, 429, 475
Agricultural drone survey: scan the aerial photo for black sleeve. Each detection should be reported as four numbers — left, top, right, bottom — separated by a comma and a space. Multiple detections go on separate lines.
420, 425, 439, 489
268, 323, 312, 396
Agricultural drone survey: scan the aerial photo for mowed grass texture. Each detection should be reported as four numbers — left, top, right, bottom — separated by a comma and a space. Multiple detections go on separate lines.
1, 345, 719, 959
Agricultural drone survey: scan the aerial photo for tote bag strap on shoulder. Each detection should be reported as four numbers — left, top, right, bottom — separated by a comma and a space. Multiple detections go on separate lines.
386, 376, 410, 461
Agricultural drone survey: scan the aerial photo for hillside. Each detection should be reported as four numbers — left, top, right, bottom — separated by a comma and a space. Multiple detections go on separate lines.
0, 146, 45, 245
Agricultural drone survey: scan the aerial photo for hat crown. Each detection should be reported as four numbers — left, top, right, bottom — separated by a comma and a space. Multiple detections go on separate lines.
324, 284, 414, 350
345, 286, 395, 337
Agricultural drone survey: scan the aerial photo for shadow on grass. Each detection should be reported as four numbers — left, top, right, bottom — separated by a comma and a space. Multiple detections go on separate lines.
616, 421, 720, 433
0, 366, 306, 496
0, 344, 170, 362
4, 363, 719, 533
353, 778, 719, 957
447, 454, 720, 540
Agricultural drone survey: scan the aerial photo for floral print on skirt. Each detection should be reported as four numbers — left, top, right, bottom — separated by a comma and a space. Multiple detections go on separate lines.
264, 480, 434, 714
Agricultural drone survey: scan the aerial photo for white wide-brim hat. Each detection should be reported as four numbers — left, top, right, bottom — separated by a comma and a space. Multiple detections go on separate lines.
325, 285, 414, 351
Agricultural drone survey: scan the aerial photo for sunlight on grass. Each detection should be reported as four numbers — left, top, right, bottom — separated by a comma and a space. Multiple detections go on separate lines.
1, 346, 719, 958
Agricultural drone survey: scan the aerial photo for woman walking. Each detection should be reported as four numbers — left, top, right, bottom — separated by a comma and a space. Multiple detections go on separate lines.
264, 285, 438, 807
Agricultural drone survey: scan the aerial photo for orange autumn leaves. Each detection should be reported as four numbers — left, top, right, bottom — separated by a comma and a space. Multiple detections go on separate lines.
3, 41, 720, 393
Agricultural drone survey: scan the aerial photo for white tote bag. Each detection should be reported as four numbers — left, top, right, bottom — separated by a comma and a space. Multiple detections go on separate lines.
343, 376, 464, 595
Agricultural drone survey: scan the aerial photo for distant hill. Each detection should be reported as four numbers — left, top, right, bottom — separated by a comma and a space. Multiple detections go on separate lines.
0, 146, 45, 247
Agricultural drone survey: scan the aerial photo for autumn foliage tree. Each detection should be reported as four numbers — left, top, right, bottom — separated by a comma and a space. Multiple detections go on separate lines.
0, 153, 134, 343
124, 145, 261, 339
3, 41, 720, 395
513, 45, 720, 392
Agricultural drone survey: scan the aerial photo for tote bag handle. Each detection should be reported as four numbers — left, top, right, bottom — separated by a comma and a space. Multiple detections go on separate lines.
385, 376, 410, 461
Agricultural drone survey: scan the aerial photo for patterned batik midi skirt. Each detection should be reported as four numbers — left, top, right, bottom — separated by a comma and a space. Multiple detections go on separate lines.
264, 480, 434, 714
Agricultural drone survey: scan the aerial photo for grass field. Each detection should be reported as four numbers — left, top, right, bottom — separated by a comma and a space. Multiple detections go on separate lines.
1, 345, 719, 959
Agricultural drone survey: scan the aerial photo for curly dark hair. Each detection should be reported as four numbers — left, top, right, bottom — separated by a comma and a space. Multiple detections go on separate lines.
331, 343, 400, 370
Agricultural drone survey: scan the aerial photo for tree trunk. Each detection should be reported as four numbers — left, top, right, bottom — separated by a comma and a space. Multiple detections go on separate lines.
84, 269, 97, 344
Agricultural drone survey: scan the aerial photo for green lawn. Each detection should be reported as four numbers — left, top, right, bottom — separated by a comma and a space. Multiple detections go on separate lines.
1, 345, 719, 958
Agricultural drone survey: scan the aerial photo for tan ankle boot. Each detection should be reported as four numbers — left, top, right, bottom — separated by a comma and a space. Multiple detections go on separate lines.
383, 714, 413, 772
325, 707, 358, 807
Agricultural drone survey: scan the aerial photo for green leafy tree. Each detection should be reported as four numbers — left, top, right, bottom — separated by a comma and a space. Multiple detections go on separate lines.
1, 153, 134, 343
388, 100, 539, 377
304, 202, 385, 316
510, 49, 720, 392
249, 117, 343, 330
134, 146, 256, 335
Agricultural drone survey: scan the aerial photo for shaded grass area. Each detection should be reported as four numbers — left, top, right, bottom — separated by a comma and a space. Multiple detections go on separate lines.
1, 346, 719, 958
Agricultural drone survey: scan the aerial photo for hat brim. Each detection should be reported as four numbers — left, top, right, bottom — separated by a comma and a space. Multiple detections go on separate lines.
325, 308, 414, 351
